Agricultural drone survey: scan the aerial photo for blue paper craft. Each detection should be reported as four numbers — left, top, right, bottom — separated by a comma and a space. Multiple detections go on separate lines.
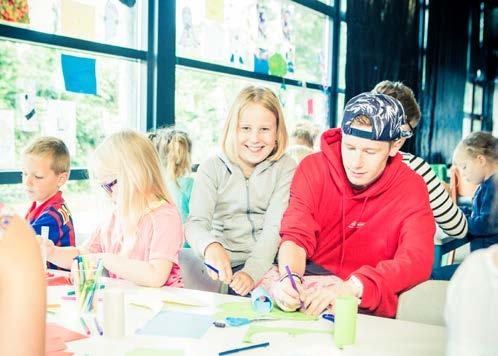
61, 54, 97, 95
251, 287, 273, 314
137, 311, 214, 339
254, 49, 269, 74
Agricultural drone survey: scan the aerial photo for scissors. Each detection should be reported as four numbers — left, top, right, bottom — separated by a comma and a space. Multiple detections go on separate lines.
225, 317, 279, 327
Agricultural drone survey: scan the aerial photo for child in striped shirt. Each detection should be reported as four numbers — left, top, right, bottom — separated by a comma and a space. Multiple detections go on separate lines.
373, 81, 468, 238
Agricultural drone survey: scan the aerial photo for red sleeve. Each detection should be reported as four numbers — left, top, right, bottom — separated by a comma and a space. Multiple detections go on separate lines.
280, 157, 323, 257
352, 185, 435, 317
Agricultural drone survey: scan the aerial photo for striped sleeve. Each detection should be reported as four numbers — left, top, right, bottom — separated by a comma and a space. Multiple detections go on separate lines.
401, 152, 468, 238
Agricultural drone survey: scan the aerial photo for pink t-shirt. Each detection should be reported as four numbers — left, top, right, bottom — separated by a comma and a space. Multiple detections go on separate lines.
86, 202, 184, 287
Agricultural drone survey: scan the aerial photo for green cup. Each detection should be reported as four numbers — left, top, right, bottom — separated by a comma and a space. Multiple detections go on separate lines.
430, 164, 448, 182
334, 295, 358, 348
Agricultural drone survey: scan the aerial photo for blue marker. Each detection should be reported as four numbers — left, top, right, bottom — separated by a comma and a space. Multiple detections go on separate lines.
204, 262, 219, 274
219, 341, 270, 355
322, 313, 335, 322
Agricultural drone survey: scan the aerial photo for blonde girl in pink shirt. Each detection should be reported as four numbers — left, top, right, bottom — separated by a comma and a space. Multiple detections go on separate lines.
43, 130, 184, 288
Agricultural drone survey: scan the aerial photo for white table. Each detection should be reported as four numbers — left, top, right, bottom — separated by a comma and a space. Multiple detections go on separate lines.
47, 275, 446, 356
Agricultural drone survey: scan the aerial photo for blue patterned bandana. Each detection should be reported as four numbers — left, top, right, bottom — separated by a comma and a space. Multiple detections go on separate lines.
341, 92, 410, 141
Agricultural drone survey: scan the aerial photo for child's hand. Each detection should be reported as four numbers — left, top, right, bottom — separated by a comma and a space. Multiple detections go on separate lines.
39, 236, 55, 258
85, 253, 108, 269
229, 271, 254, 296
272, 276, 305, 312
204, 242, 232, 283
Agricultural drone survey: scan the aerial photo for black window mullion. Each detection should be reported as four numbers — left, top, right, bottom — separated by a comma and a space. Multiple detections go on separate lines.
0, 24, 146, 61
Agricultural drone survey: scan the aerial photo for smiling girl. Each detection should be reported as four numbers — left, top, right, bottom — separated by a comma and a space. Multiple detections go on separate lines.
185, 86, 296, 296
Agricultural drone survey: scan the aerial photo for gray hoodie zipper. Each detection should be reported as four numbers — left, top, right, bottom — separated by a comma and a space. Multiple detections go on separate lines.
245, 177, 256, 241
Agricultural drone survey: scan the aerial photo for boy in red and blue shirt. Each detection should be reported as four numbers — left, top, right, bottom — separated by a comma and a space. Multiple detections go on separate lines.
23, 137, 75, 267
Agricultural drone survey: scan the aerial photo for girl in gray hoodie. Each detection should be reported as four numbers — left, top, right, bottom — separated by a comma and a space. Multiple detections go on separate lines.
185, 86, 296, 296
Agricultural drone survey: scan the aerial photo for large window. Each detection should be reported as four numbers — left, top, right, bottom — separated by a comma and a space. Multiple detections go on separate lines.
176, 67, 329, 162
0, 0, 148, 236
1, 0, 345, 234
176, 0, 330, 84
0, 40, 143, 171
173, 0, 344, 162
2, 0, 147, 49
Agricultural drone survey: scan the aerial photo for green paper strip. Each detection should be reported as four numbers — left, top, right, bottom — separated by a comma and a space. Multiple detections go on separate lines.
243, 324, 334, 343
125, 348, 184, 356
216, 302, 317, 321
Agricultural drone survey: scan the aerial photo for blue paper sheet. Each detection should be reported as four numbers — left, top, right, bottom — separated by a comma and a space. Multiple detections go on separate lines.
61, 54, 97, 95
254, 49, 269, 74
137, 311, 214, 339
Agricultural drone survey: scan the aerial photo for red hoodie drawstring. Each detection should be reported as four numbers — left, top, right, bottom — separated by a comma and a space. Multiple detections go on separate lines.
340, 194, 346, 272
357, 197, 369, 227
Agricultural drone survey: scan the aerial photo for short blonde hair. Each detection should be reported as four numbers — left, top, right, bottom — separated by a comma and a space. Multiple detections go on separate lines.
24, 136, 70, 174
149, 128, 192, 184
221, 86, 288, 165
287, 144, 313, 164
291, 121, 320, 149
90, 130, 172, 239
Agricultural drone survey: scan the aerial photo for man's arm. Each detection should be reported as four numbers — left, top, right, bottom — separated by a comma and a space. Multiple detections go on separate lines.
352, 201, 435, 317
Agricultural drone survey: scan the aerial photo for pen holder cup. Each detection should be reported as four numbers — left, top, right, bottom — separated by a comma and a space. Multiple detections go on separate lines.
71, 268, 103, 315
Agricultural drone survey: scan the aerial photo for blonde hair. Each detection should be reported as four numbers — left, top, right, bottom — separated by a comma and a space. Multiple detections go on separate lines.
373, 80, 421, 128
287, 144, 313, 164
221, 86, 288, 165
24, 136, 70, 174
149, 128, 192, 185
291, 121, 320, 149
90, 130, 172, 241
459, 131, 498, 162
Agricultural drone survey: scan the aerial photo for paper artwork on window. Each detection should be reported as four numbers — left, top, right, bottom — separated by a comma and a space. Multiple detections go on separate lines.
179, 6, 200, 48
61, 0, 96, 40
0, 110, 15, 169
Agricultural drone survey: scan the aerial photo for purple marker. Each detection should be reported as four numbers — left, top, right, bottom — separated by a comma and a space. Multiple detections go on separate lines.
284, 265, 304, 309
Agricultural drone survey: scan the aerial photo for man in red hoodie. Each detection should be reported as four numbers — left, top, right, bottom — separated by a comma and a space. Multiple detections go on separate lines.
271, 92, 435, 318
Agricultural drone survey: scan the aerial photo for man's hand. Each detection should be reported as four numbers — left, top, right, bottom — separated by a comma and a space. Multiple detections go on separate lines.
303, 281, 358, 316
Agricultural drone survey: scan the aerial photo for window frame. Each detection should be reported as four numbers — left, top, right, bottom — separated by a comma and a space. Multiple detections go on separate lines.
0, 0, 345, 184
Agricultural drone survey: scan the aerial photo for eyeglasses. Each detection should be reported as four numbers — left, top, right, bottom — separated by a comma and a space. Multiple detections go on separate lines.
400, 129, 414, 139
400, 120, 415, 139
100, 179, 117, 194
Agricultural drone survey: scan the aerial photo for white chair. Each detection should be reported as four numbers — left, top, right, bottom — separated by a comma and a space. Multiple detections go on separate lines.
396, 280, 448, 326
178, 248, 222, 293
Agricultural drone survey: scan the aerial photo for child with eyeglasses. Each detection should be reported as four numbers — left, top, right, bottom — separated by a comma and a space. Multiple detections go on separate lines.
41, 130, 184, 288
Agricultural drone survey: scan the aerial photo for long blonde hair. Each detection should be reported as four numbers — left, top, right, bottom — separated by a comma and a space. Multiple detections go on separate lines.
221, 86, 288, 166
148, 128, 192, 185
90, 130, 172, 240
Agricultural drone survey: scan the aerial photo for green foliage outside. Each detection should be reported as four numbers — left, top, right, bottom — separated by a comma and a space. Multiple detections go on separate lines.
0, 40, 119, 204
